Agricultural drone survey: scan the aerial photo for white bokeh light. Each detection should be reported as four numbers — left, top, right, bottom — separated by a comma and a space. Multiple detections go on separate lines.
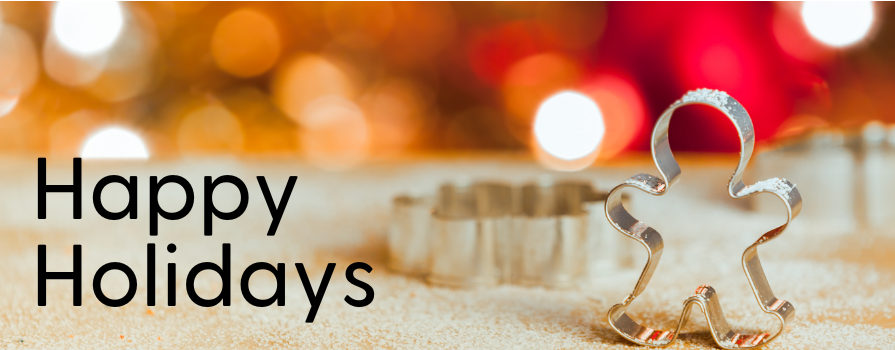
52, 1, 124, 56
534, 91, 605, 161
802, 1, 874, 47
0, 95, 18, 118
80, 127, 149, 159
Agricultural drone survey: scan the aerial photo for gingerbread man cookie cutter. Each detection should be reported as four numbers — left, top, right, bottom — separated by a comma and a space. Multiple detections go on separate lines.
605, 89, 801, 349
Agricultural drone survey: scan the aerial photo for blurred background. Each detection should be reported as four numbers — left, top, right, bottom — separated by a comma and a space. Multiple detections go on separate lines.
0, 1, 892, 171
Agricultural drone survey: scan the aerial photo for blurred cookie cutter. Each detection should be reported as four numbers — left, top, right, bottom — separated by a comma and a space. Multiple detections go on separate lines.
512, 181, 604, 288
388, 195, 436, 276
605, 89, 801, 349
388, 180, 610, 288
428, 182, 514, 287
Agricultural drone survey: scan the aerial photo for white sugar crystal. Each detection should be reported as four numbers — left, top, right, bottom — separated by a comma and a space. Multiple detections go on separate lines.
742, 177, 794, 200
682, 88, 732, 113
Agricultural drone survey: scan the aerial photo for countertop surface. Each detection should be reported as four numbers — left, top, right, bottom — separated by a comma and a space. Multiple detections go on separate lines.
0, 156, 892, 349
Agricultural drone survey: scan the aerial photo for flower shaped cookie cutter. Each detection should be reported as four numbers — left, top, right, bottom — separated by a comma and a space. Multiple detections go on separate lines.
605, 89, 801, 349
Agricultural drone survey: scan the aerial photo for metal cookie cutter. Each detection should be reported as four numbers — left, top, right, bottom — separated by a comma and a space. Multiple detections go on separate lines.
605, 89, 801, 349
512, 180, 603, 288
388, 182, 516, 287
428, 182, 514, 287
388, 180, 616, 288
388, 195, 435, 276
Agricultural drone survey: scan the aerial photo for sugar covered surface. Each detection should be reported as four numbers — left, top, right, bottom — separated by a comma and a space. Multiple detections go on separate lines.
0, 156, 891, 349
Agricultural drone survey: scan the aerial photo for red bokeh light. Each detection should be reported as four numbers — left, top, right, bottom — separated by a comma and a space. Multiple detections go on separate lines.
467, 22, 544, 87
581, 73, 647, 160
598, 2, 799, 152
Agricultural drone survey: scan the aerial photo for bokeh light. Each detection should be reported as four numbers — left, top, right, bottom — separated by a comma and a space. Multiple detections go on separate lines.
52, 1, 124, 56
534, 91, 605, 161
773, 2, 832, 64
669, 3, 792, 150
84, 6, 160, 102
384, 2, 456, 66
0, 94, 18, 118
0, 2, 890, 159
535, 2, 607, 51
211, 9, 281, 78
502, 53, 580, 142
272, 54, 355, 125
361, 79, 430, 155
80, 127, 149, 159
775, 114, 830, 140
468, 22, 542, 86
298, 96, 369, 171
699, 45, 743, 89
43, 35, 108, 87
49, 110, 105, 158
802, 1, 874, 48
324, 2, 395, 49
176, 104, 245, 156
582, 74, 648, 160
0, 24, 38, 116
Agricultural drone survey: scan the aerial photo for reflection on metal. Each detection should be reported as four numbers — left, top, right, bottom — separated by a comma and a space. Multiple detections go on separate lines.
387, 195, 435, 276
388, 180, 620, 288
605, 89, 800, 349
513, 182, 602, 288
429, 182, 513, 287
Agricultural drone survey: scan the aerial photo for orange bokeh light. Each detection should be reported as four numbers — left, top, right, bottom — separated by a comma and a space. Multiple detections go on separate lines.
298, 96, 369, 171
211, 9, 281, 78
0, 24, 38, 103
324, 2, 395, 49
48, 110, 105, 158
535, 2, 607, 51
360, 78, 430, 155
774, 114, 830, 140
271, 54, 356, 125
384, 2, 456, 66
177, 104, 245, 156
581, 74, 647, 160
84, 6, 160, 102
502, 52, 581, 142
0, 93, 18, 118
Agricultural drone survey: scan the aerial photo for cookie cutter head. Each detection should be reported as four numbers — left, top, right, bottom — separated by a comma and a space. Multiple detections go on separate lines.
605, 89, 801, 349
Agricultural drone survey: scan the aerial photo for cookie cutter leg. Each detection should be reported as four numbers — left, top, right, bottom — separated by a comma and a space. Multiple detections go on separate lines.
605, 89, 801, 349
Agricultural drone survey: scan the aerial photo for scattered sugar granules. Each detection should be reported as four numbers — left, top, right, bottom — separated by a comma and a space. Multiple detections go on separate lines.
739, 178, 795, 201
0, 159, 890, 350
681, 88, 732, 113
